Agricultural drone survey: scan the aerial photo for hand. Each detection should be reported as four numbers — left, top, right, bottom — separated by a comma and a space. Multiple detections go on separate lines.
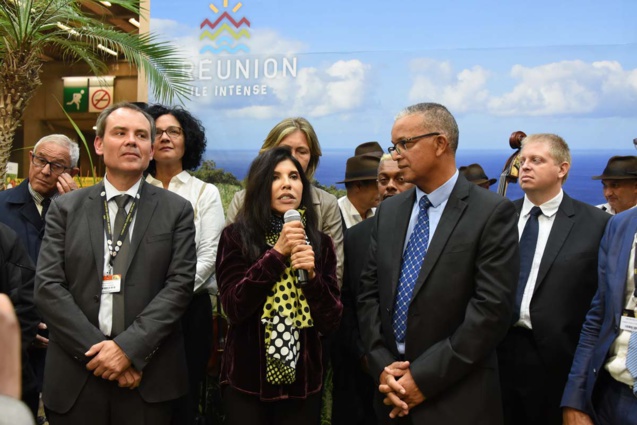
563, 407, 594, 425
85, 340, 131, 380
56, 172, 78, 194
116, 367, 143, 389
0, 294, 21, 398
379, 361, 410, 417
273, 221, 306, 257
33, 322, 49, 348
291, 243, 315, 280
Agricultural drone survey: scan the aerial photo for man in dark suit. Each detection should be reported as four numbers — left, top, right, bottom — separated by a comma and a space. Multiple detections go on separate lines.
34, 102, 196, 425
357, 102, 519, 424
332, 154, 414, 425
497, 133, 610, 425
562, 208, 637, 425
0, 134, 79, 418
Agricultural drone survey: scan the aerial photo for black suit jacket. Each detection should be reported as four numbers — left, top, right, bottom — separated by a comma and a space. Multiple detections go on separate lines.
0, 180, 45, 264
357, 175, 520, 424
35, 181, 196, 413
508, 194, 610, 394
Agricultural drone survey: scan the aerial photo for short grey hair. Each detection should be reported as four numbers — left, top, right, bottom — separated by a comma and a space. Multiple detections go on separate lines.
395, 102, 459, 153
33, 134, 80, 167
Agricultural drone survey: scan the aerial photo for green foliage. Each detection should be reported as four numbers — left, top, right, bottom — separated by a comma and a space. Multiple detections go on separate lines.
190, 160, 242, 212
0, 0, 192, 104
191, 160, 241, 186
313, 180, 345, 199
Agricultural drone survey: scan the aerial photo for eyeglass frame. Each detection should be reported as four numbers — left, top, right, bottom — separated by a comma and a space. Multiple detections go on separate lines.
155, 126, 183, 139
30, 153, 71, 175
388, 132, 441, 156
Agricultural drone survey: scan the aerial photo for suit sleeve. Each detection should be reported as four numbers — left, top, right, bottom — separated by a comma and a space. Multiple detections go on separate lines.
560, 216, 613, 412
409, 197, 519, 398
35, 199, 106, 361
317, 192, 345, 287
225, 190, 244, 225
357, 206, 398, 381
114, 200, 196, 370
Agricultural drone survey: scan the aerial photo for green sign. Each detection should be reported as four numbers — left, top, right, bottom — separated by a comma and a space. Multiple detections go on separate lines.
63, 80, 88, 113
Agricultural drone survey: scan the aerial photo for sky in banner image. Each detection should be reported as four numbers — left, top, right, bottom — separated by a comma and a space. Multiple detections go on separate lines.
148, 0, 637, 199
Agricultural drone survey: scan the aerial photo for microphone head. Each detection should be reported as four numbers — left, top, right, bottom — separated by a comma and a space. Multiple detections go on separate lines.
283, 209, 301, 223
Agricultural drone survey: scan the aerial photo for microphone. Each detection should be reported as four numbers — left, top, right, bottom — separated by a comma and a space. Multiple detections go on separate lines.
283, 209, 309, 284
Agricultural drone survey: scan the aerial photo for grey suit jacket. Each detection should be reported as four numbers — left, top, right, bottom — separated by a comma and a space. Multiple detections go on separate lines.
35, 181, 196, 413
358, 175, 520, 425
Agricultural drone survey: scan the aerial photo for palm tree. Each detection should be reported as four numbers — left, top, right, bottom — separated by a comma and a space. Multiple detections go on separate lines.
0, 0, 191, 188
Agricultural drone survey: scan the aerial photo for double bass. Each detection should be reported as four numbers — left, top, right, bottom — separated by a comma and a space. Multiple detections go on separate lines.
497, 131, 526, 196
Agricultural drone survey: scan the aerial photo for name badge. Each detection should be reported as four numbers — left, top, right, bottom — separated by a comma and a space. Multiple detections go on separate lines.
620, 309, 637, 332
102, 274, 122, 294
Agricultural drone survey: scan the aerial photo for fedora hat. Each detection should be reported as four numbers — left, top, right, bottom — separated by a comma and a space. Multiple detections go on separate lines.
592, 156, 637, 180
354, 141, 384, 158
459, 163, 496, 186
337, 154, 381, 184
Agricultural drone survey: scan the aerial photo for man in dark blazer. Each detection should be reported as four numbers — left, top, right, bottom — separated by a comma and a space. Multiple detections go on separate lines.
0, 134, 79, 418
332, 154, 414, 425
357, 102, 519, 424
562, 208, 637, 425
35, 102, 196, 425
497, 134, 610, 425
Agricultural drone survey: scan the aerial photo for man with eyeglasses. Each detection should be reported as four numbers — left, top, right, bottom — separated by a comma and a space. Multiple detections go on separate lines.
332, 153, 413, 425
0, 133, 79, 420
357, 102, 519, 424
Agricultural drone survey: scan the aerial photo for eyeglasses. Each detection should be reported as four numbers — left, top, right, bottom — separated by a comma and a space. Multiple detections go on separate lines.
31, 154, 70, 175
388, 132, 440, 156
155, 126, 183, 139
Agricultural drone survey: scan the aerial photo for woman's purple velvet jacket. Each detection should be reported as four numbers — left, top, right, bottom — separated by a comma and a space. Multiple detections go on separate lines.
216, 224, 342, 401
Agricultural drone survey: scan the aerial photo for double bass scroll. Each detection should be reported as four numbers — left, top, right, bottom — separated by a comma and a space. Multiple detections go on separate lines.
497, 131, 526, 196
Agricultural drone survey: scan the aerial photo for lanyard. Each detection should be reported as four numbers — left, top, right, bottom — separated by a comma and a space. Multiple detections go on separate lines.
102, 184, 143, 268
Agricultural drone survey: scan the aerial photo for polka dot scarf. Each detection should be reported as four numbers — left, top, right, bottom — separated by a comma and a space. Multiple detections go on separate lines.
261, 209, 314, 385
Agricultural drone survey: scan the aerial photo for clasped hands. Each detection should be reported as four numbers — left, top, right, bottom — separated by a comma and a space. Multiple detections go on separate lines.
379, 361, 426, 419
85, 340, 142, 389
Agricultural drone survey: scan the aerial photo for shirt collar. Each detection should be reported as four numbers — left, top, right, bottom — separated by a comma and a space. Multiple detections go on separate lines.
522, 189, 563, 218
27, 182, 58, 206
415, 169, 459, 208
145, 170, 191, 188
103, 175, 143, 202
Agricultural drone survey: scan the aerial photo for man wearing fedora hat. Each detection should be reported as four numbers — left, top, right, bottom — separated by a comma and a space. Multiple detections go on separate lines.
459, 163, 497, 190
592, 156, 637, 215
337, 154, 381, 229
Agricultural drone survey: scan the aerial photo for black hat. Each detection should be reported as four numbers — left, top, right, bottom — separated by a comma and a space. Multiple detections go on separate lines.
354, 141, 384, 158
337, 154, 381, 183
459, 163, 496, 186
591, 156, 637, 180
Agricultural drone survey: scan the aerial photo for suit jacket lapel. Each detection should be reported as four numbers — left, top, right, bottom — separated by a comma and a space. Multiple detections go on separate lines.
13, 181, 44, 231
124, 181, 157, 274
389, 189, 417, 300
411, 177, 469, 299
86, 183, 106, 283
610, 213, 637, 317
533, 194, 575, 294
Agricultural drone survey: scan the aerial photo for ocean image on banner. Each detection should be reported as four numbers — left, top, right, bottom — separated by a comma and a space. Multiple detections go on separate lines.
207, 148, 637, 207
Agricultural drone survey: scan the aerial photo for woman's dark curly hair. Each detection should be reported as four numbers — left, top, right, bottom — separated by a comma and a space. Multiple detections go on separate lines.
145, 104, 207, 175
235, 147, 321, 263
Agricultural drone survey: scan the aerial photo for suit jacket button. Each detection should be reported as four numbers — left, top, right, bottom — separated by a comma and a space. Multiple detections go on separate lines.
93, 295, 100, 302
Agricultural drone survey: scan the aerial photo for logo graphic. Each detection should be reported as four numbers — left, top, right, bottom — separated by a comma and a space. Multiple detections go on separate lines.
200, 1, 251, 54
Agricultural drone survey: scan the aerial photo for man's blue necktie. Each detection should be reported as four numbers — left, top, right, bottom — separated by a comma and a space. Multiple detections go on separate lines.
513, 206, 542, 322
393, 195, 432, 343
625, 242, 637, 394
